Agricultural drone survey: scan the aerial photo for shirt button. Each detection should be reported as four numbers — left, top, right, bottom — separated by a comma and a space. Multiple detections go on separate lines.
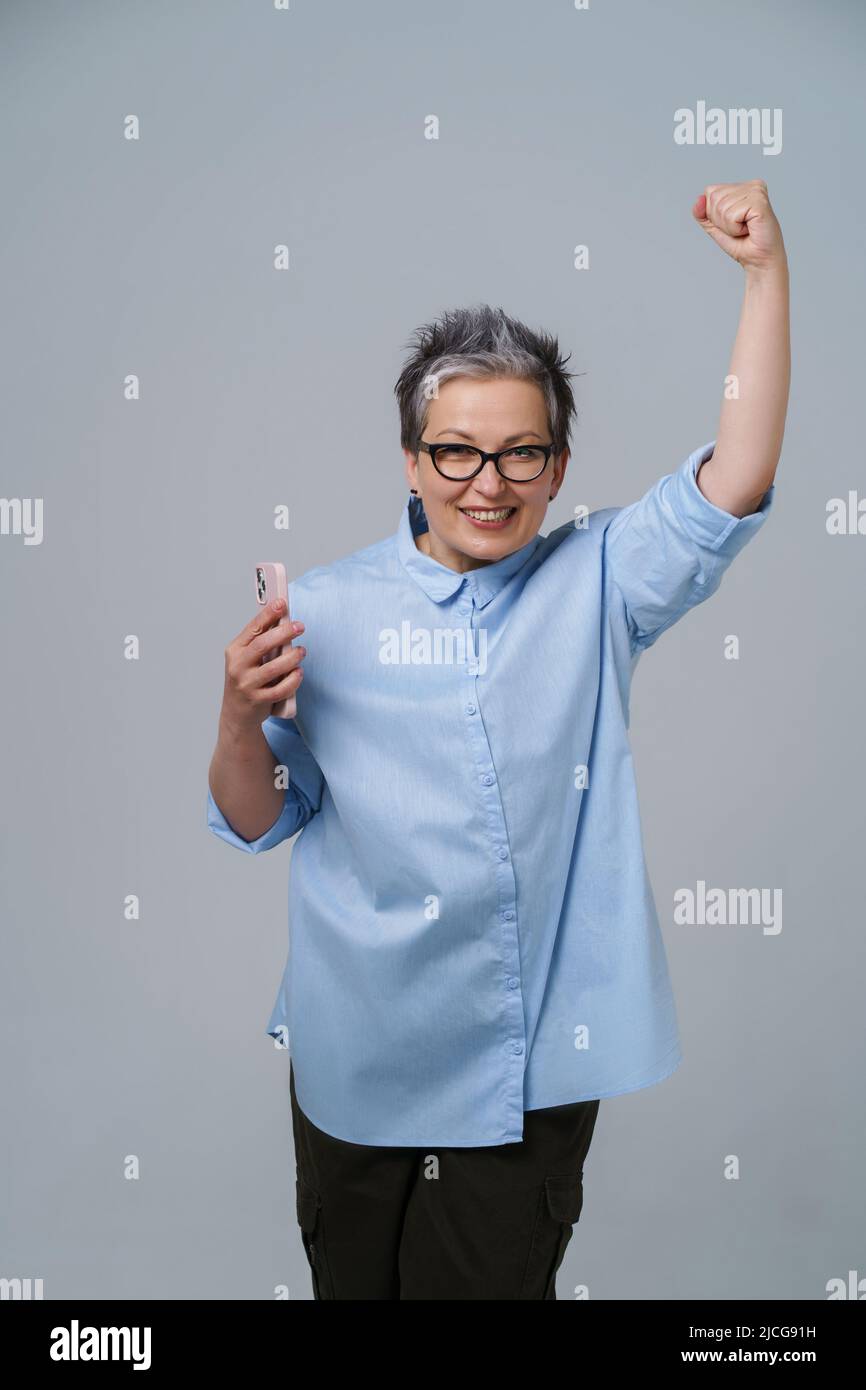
501, 909, 514, 921
497, 847, 508, 860
467, 664, 478, 676
465, 702, 476, 715
510, 1041, 524, 1055
481, 773, 494, 785
506, 977, 519, 989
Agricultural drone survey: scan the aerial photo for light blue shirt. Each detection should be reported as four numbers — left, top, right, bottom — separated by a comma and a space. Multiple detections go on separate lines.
207, 440, 774, 1146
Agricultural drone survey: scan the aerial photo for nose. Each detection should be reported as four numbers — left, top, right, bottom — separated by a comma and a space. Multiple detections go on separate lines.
470, 458, 510, 496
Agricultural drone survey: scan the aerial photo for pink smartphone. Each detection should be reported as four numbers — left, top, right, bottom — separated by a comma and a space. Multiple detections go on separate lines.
254, 562, 296, 719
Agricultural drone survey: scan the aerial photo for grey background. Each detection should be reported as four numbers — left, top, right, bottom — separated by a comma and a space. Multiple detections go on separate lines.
1, 0, 863, 1300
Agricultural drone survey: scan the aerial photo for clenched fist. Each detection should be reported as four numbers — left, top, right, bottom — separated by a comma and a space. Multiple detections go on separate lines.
692, 180, 786, 272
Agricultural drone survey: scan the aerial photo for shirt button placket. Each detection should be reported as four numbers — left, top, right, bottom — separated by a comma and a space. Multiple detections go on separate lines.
459, 583, 524, 1140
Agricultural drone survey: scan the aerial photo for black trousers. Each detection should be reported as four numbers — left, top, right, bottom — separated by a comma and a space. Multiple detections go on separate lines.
289, 1062, 601, 1300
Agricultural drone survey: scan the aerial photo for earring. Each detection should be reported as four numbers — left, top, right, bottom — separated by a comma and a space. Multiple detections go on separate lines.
410, 488, 418, 495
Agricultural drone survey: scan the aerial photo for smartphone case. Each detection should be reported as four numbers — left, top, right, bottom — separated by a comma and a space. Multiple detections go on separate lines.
254, 562, 296, 719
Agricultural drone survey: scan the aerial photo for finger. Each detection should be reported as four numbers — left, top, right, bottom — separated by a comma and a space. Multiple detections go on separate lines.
715, 197, 750, 238
706, 185, 752, 238
252, 664, 305, 703
695, 188, 749, 251
253, 644, 306, 687
249, 617, 302, 659
237, 597, 287, 648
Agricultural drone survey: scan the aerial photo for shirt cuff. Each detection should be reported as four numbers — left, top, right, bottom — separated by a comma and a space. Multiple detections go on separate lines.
207, 785, 296, 853
670, 439, 776, 553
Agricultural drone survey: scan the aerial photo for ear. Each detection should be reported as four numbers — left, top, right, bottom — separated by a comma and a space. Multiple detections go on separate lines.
403, 447, 420, 493
548, 449, 570, 500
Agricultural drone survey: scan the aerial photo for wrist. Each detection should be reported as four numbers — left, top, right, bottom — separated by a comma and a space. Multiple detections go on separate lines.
744, 255, 789, 289
218, 708, 264, 748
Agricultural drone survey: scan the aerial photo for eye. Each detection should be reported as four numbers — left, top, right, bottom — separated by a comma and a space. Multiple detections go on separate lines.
500, 447, 545, 461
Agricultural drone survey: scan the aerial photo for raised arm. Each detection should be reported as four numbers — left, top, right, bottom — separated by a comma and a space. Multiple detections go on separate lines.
690, 180, 790, 518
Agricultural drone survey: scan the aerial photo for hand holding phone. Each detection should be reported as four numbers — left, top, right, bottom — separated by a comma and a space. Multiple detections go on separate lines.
220, 592, 305, 734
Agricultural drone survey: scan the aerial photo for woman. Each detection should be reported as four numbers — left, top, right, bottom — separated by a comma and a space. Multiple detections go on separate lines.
207, 181, 788, 1299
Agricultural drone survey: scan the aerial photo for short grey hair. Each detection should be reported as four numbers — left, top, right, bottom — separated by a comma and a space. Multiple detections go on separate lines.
394, 303, 580, 458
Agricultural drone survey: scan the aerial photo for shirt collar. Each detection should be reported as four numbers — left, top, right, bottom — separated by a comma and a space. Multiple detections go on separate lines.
396, 493, 541, 609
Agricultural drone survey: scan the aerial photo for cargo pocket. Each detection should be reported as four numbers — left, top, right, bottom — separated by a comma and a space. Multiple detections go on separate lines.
518, 1172, 584, 1301
296, 1174, 335, 1300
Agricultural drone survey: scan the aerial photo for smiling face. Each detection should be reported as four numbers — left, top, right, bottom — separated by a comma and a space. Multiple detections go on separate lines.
403, 376, 569, 572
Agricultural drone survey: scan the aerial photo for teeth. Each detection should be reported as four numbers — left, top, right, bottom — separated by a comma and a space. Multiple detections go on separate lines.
461, 508, 515, 521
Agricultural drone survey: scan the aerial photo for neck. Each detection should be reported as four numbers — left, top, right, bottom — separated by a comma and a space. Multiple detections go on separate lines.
414, 527, 494, 573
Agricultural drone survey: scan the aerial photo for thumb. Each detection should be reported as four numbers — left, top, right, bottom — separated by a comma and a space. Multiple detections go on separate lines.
692, 195, 744, 260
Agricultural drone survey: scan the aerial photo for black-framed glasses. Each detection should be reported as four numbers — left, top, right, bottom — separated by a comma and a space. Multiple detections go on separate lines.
416, 438, 555, 482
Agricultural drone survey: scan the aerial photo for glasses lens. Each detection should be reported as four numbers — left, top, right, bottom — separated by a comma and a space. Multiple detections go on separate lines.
498, 447, 547, 480
434, 445, 483, 478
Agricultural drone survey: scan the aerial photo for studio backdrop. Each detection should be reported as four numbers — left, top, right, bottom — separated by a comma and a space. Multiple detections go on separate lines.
1, 0, 863, 1300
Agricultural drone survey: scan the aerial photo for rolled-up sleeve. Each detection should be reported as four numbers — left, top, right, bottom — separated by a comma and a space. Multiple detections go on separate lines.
207, 715, 325, 853
604, 439, 776, 653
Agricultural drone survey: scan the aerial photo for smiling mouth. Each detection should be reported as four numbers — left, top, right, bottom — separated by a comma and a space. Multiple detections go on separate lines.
458, 506, 517, 523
